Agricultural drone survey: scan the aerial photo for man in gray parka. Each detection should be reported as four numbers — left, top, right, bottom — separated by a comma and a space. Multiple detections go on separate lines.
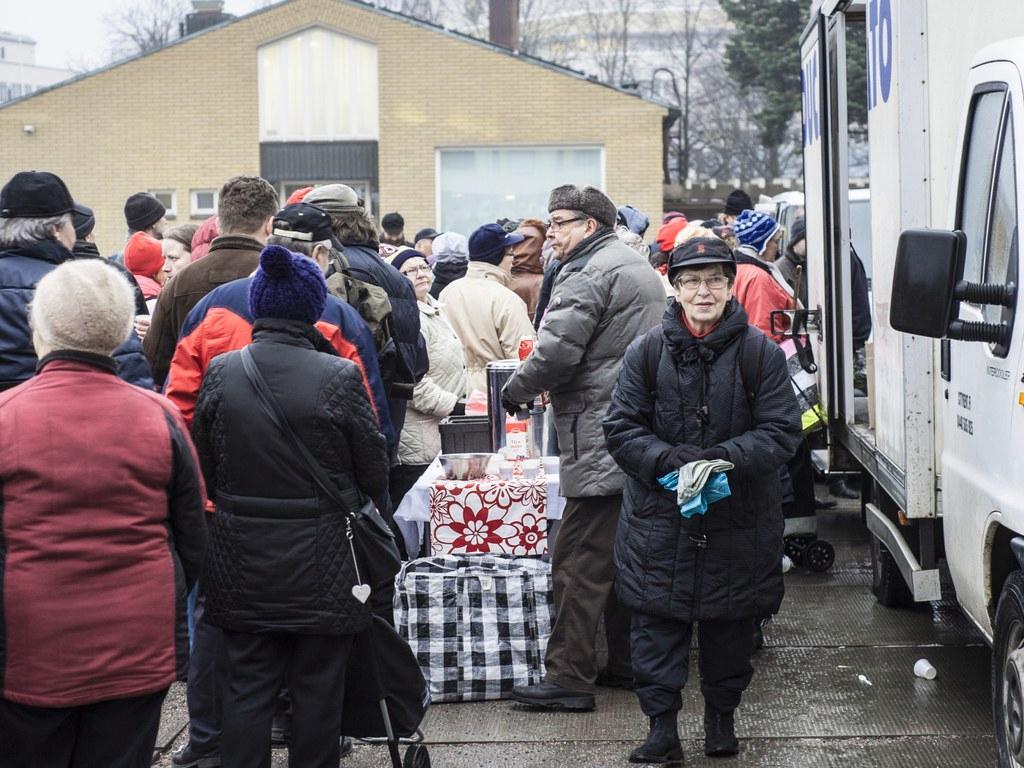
502, 184, 666, 711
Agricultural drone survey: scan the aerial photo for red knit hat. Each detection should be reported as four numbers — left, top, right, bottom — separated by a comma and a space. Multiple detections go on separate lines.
655, 216, 689, 255
286, 186, 313, 205
124, 231, 165, 278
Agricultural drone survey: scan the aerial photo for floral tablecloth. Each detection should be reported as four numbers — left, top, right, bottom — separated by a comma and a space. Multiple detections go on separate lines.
394, 458, 565, 556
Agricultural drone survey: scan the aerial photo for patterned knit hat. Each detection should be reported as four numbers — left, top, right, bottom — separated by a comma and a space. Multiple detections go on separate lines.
733, 209, 781, 255
248, 245, 326, 324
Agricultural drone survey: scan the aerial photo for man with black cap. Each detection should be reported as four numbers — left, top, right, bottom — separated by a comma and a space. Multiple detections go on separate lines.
439, 222, 533, 395
722, 188, 753, 225
502, 184, 665, 712
0, 170, 153, 391
380, 211, 410, 246
108, 192, 169, 268
413, 227, 438, 257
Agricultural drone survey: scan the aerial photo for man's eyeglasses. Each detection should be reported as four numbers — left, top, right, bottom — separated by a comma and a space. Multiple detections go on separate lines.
547, 216, 587, 231
401, 265, 432, 276
674, 275, 729, 292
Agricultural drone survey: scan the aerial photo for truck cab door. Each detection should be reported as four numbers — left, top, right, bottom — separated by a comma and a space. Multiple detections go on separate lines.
943, 61, 1024, 633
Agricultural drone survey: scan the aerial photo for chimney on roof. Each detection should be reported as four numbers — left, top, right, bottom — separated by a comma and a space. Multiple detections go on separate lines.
180, 0, 234, 38
489, 0, 519, 50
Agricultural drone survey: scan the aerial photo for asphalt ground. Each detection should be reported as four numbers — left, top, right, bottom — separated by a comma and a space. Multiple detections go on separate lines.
153, 490, 995, 767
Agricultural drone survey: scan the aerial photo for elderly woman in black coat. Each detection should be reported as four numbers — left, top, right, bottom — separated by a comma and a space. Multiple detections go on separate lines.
603, 237, 801, 765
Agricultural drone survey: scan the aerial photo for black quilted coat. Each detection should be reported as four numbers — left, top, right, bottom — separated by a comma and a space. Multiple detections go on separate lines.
192, 318, 389, 635
603, 299, 801, 623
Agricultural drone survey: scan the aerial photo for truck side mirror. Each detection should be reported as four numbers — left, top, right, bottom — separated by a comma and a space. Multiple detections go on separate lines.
890, 228, 1015, 346
890, 229, 965, 338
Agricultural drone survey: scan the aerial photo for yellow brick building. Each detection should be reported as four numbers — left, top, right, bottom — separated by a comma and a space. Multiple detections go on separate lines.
0, 0, 666, 252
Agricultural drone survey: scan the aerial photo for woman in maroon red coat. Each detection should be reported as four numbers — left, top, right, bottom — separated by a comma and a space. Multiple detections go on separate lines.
0, 258, 207, 768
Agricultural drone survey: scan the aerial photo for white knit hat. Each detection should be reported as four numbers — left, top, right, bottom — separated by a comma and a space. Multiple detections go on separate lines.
31, 260, 135, 356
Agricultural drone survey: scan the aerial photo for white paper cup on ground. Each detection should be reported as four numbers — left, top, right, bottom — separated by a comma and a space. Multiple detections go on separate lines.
913, 659, 937, 680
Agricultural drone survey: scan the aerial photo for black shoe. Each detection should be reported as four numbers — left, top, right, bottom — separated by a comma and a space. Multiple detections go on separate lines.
629, 711, 684, 764
828, 479, 859, 500
171, 744, 221, 768
596, 667, 635, 690
814, 496, 837, 510
511, 679, 595, 711
704, 707, 739, 757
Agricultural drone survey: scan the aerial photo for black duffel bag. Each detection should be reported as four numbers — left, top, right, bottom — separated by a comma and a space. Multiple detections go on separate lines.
342, 614, 430, 738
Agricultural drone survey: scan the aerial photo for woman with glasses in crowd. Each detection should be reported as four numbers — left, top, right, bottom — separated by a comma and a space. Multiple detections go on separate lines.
390, 247, 468, 552
603, 236, 801, 765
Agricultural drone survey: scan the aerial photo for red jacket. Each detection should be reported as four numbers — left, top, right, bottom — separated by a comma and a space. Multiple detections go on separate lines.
0, 353, 207, 707
163, 276, 396, 456
732, 256, 793, 344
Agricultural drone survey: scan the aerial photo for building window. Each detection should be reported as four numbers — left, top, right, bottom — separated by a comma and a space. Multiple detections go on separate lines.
258, 27, 379, 142
437, 146, 604, 236
190, 189, 218, 218
149, 190, 177, 219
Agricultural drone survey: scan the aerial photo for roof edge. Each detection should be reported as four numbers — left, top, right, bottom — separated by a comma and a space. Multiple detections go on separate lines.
0, 0, 668, 112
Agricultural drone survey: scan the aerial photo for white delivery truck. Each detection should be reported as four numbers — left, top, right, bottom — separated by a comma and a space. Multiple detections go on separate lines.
800, 2, 1024, 761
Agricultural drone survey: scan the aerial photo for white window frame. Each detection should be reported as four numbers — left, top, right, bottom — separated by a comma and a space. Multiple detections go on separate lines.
149, 189, 177, 219
434, 144, 606, 228
257, 26, 380, 143
190, 189, 218, 218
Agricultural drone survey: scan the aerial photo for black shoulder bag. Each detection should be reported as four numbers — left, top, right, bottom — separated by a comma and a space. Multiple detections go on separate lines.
238, 346, 401, 601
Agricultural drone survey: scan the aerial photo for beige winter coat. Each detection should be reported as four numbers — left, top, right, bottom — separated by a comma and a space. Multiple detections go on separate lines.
398, 295, 469, 466
439, 262, 534, 395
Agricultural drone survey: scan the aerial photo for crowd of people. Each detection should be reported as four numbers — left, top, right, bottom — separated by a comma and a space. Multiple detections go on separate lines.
0, 168, 827, 767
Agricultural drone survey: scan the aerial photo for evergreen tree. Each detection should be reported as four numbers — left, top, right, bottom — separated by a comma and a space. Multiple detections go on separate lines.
720, 0, 807, 178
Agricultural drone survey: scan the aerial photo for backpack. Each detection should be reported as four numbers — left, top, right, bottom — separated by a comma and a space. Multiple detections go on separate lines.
327, 248, 400, 395
642, 324, 767, 412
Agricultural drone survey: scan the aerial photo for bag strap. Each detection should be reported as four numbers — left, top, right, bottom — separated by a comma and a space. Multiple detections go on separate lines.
239, 346, 361, 514
738, 327, 766, 411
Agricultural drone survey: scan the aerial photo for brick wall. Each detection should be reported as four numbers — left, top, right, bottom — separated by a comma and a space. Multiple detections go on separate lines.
0, 0, 665, 253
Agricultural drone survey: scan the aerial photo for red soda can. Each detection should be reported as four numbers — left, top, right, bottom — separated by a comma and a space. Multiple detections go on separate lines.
518, 336, 535, 362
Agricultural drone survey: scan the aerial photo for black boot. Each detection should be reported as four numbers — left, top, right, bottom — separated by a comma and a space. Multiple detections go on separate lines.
704, 706, 739, 757
629, 711, 684, 764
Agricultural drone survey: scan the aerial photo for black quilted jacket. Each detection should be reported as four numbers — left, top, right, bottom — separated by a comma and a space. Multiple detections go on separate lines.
603, 299, 801, 622
192, 318, 388, 635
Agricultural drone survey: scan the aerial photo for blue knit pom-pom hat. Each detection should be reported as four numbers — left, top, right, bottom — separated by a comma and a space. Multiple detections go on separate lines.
248, 244, 327, 324
733, 209, 781, 255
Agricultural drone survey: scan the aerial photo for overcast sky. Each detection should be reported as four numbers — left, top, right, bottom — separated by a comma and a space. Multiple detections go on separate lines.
2, 0, 262, 69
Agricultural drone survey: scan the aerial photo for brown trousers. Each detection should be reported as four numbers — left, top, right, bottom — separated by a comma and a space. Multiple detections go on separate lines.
544, 494, 632, 693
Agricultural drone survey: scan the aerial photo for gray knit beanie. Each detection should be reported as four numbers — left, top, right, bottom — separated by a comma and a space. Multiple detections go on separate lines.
31, 260, 135, 356
547, 184, 617, 228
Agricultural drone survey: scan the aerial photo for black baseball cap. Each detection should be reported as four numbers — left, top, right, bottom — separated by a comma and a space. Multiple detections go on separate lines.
273, 203, 336, 244
0, 171, 75, 219
667, 237, 736, 282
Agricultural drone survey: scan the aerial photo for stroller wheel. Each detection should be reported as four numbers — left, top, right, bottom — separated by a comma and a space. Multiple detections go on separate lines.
785, 536, 810, 566
804, 539, 835, 573
403, 744, 431, 768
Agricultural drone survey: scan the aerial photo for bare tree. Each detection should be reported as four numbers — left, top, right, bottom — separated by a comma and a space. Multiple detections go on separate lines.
105, 0, 189, 58
578, 0, 636, 85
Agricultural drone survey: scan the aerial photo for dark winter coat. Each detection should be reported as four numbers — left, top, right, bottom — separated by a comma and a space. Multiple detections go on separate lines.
851, 246, 872, 349
339, 242, 428, 437
0, 352, 206, 707
429, 259, 467, 299
0, 239, 154, 391
192, 319, 388, 635
603, 299, 801, 622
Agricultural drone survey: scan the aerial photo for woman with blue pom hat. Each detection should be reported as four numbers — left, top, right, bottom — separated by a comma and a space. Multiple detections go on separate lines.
192, 244, 389, 768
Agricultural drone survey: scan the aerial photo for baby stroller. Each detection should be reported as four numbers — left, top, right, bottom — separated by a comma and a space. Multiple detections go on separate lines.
342, 615, 432, 768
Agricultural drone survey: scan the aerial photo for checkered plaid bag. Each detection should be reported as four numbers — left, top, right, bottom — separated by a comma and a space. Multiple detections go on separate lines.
394, 554, 554, 702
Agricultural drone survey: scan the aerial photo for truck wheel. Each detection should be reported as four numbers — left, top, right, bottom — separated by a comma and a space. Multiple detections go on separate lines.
994, 570, 1024, 767
870, 534, 914, 607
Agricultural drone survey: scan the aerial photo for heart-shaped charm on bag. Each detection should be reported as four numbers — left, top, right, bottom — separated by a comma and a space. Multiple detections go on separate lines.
351, 584, 371, 604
